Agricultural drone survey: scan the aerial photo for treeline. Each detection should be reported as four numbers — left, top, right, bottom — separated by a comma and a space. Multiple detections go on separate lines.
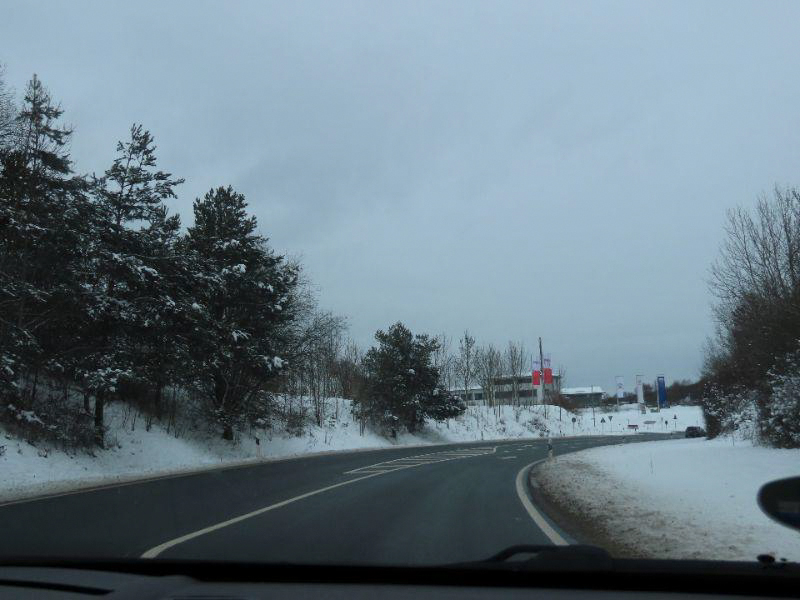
702, 186, 800, 448
0, 71, 463, 449
431, 332, 563, 412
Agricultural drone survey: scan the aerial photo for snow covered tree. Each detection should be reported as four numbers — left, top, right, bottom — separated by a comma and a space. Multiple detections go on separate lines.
185, 186, 298, 439
128, 205, 192, 422
763, 350, 800, 448
0, 75, 88, 409
361, 322, 463, 433
80, 123, 184, 444
0, 65, 16, 150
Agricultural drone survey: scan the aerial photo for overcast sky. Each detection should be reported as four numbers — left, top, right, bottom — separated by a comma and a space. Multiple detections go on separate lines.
3, 1, 800, 391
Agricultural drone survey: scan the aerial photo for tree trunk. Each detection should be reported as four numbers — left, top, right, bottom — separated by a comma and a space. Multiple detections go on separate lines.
94, 391, 105, 447
152, 383, 163, 421
222, 423, 234, 440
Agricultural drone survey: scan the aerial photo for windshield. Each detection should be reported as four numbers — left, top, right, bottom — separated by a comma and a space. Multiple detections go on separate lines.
1, 0, 799, 568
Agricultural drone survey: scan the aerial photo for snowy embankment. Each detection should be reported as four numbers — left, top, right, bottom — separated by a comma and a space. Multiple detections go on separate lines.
429, 402, 703, 440
1, 399, 701, 504
535, 435, 800, 562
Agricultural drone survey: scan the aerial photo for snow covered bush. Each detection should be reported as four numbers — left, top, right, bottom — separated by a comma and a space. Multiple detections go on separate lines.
764, 354, 800, 448
701, 384, 761, 442
702, 346, 800, 448
2, 393, 94, 452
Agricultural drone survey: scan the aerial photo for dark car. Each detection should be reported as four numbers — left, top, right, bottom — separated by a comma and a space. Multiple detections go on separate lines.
685, 426, 706, 438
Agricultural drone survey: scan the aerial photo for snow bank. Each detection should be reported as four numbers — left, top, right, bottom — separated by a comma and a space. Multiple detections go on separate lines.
428, 403, 702, 441
535, 436, 800, 561
0, 399, 703, 504
0, 399, 423, 503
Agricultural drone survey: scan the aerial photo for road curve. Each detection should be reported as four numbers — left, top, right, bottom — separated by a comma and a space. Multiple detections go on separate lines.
0, 434, 671, 565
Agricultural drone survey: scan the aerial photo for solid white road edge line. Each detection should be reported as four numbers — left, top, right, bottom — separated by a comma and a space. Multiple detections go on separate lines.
515, 459, 568, 546
140, 472, 383, 559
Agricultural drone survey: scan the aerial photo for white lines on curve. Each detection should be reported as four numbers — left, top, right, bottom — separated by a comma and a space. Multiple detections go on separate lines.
344, 446, 497, 475
141, 471, 386, 559
515, 459, 568, 546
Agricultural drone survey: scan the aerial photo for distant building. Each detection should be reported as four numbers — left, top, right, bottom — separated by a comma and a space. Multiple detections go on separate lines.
560, 386, 605, 408
450, 373, 561, 406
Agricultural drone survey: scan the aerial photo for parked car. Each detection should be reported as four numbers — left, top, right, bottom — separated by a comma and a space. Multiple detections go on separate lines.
685, 426, 706, 438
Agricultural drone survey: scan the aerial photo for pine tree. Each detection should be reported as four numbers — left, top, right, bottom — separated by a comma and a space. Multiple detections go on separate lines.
186, 186, 297, 439
80, 124, 183, 444
361, 322, 463, 433
0, 75, 87, 409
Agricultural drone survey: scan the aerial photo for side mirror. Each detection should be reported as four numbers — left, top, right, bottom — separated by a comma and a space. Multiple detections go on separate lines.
757, 477, 800, 532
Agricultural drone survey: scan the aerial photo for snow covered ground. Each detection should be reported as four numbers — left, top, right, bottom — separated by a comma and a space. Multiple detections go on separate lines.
0, 399, 702, 504
0, 399, 427, 503
430, 402, 703, 440
535, 435, 800, 562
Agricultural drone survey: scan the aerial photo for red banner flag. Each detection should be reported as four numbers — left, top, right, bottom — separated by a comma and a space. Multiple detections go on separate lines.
532, 370, 541, 386
543, 368, 553, 385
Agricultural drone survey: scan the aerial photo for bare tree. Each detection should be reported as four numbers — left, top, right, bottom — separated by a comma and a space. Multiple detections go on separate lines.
455, 330, 476, 402
432, 333, 456, 392
304, 313, 346, 426
505, 340, 527, 407
475, 344, 503, 417
708, 187, 800, 388
710, 188, 800, 308
336, 339, 364, 400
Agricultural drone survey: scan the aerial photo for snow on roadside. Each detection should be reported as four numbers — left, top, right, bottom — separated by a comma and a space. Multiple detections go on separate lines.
0, 399, 703, 504
535, 436, 800, 561
0, 400, 428, 504
430, 403, 703, 441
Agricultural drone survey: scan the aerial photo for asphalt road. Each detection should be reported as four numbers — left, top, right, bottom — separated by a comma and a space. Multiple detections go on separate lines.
0, 433, 674, 565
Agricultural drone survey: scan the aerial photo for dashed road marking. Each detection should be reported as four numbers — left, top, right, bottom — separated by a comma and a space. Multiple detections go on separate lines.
344, 446, 497, 475
141, 445, 498, 559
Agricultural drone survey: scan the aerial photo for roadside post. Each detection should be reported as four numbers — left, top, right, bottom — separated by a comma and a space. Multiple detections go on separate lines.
547, 438, 554, 459
538, 338, 547, 420
600, 417, 606, 433
571, 416, 576, 433
673, 414, 677, 431
255, 436, 261, 458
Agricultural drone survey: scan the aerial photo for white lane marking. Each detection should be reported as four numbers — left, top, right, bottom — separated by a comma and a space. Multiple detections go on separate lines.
499, 456, 517, 460
514, 460, 568, 546
143, 445, 499, 558
141, 471, 384, 559
345, 446, 497, 475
